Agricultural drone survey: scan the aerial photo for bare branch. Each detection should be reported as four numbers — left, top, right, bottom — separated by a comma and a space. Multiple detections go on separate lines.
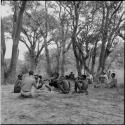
20, 37, 30, 51
21, 27, 33, 46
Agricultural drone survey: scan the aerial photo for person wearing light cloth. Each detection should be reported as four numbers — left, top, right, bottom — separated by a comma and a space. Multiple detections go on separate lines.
21, 71, 40, 97
107, 70, 111, 80
99, 71, 108, 84
87, 73, 93, 85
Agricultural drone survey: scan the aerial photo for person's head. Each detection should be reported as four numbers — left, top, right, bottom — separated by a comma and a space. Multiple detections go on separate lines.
102, 71, 106, 75
70, 72, 73, 74
81, 74, 87, 80
39, 75, 42, 79
29, 70, 34, 76
111, 73, 115, 78
55, 72, 59, 78
18, 74, 23, 80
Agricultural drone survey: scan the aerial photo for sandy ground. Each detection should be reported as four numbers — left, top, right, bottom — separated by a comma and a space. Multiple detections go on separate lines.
1, 82, 124, 124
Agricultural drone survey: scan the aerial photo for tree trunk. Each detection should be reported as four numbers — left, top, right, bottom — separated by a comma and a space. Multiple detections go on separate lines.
29, 49, 36, 71
1, 19, 6, 84
91, 41, 97, 74
76, 59, 82, 76
44, 38, 52, 76
7, 1, 27, 83
60, 30, 66, 76
56, 54, 60, 73
60, 49, 65, 76
44, 1, 52, 76
97, 34, 107, 73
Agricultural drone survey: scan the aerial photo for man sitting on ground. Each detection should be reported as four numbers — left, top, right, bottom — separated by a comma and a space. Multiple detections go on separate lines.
57, 76, 71, 94
20, 71, 41, 98
75, 75, 88, 95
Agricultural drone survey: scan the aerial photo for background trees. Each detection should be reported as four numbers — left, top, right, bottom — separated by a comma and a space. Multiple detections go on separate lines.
2, 1, 124, 84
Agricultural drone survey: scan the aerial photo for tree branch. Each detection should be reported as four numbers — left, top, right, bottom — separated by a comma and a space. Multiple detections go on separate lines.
21, 27, 33, 46
20, 37, 30, 51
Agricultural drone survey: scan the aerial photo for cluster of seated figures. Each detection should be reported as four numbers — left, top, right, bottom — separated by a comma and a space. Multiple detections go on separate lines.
93, 70, 117, 88
14, 70, 117, 98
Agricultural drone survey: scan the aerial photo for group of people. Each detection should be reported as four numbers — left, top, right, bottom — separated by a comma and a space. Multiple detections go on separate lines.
14, 71, 90, 98
95, 70, 117, 88
14, 70, 117, 98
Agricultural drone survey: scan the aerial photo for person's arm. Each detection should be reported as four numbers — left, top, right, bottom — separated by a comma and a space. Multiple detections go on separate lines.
33, 79, 38, 89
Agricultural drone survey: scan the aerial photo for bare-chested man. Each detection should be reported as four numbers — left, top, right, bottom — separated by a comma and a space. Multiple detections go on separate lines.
20, 71, 40, 98
75, 75, 88, 95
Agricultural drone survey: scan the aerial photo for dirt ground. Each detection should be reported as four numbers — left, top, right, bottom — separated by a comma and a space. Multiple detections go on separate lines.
1, 81, 124, 124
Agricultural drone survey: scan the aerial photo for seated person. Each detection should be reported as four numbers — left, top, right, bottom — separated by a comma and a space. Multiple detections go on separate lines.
57, 76, 71, 94
75, 75, 88, 95
107, 70, 111, 80
99, 71, 108, 84
14, 74, 23, 93
34, 74, 39, 83
86, 73, 93, 85
65, 75, 70, 79
20, 71, 40, 98
49, 72, 59, 89
69, 72, 75, 80
107, 73, 117, 88
37, 75, 44, 89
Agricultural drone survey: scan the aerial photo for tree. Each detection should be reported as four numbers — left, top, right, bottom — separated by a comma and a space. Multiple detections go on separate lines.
20, 9, 53, 71
1, 19, 6, 84
97, 1, 124, 73
6, 1, 27, 83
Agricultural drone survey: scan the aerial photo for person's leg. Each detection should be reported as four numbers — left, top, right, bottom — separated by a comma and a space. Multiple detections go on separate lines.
58, 84, 65, 93
21, 93, 32, 98
45, 85, 51, 91
75, 81, 82, 93
62, 80, 70, 93
74, 81, 78, 92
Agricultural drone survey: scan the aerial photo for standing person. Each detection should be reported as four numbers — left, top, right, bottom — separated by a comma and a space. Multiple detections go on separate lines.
20, 71, 39, 98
